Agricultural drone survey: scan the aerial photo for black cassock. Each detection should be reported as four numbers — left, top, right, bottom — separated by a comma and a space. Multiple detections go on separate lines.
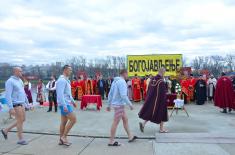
171, 79, 179, 94
195, 79, 207, 105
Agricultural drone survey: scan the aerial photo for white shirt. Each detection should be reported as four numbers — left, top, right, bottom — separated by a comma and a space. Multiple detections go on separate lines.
46, 80, 56, 91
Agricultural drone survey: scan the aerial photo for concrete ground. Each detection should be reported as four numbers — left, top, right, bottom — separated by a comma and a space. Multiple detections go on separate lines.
0, 100, 235, 155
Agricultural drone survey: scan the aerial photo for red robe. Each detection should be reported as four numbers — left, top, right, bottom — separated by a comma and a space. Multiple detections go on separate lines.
180, 78, 190, 102
92, 80, 98, 95
188, 78, 197, 101
132, 78, 142, 102
71, 80, 78, 99
233, 77, 235, 105
85, 80, 93, 95
81, 80, 86, 95
77, 80, 85, 100
214, 77, 235, 109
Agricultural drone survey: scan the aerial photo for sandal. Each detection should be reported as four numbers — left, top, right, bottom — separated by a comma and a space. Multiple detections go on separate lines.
139, 122, 144, 133
128, 136, 138, 143
1, 129, 7, 140
159, 130, 168, 133
108, 141, 121, 146
63, 142, 72, 146
17, 140, 28, 145
59, 138, 72, 146
58, 138, 63, 145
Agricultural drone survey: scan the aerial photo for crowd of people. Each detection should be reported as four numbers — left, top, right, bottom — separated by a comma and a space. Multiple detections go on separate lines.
69, 74, 150, 103
126, 72, 235, 112
21, 69, 235, 114
20, 76, 58, 113
70, 76, 112, 100
1, 65, 235, 147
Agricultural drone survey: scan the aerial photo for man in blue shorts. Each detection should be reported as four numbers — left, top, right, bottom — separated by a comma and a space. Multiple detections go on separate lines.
56, 65, 77, 146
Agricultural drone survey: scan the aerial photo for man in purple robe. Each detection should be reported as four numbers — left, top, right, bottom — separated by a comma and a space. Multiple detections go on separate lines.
138, 67, 168, 133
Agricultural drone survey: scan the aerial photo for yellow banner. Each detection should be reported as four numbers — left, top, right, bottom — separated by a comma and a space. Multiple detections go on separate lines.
127, 54, 182, 77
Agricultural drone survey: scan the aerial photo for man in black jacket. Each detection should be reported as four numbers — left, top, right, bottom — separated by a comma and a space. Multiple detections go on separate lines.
97, 76, 106, 100
105, 77, 113, 98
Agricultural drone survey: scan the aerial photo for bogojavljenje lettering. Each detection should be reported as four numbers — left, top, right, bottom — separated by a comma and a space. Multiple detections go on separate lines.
129, 59, 181, 72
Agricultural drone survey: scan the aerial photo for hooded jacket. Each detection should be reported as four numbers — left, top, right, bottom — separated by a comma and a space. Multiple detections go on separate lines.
108, 77, 132, 107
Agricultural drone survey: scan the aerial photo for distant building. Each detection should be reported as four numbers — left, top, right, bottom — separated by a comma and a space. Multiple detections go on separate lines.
56, 62, 62, 67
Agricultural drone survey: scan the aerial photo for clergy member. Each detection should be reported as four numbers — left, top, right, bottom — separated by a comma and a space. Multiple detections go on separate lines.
127, 78, 133, 101
171, 77, 179, 94
232, 76, 235, 90
146, 74, 153, 92
195, 75, 207, 105
132, 74, 141, 102
138, 68, 168, 133
165, 76, 172, 94
92, 77, 98, 95
207, 75, 217, 101
85, 77, 93, 95
180, 76, 190, 104
188, 74, 197, 101
214, 73, 234, 113
232, 76, 235, 105
143, 77, 147, 100
71, 77, 78, 100
77, 77, 84, 100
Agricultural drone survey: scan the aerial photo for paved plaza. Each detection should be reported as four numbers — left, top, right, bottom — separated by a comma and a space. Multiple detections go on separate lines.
0, 101, 235, 155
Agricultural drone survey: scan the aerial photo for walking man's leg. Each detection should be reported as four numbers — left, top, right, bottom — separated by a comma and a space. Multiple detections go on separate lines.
60, 115, 68, 140
4, 106, 28, 145
122, 111, 134, 141
60, 112, 76, 145
15, 106, 25, 141
109, 116, 121, 145
3, 122, 17, 135
2, 106, 26, 144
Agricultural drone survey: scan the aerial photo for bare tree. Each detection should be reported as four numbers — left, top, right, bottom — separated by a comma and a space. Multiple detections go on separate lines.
191, 55, 228, 77
225, 54, 235, 72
